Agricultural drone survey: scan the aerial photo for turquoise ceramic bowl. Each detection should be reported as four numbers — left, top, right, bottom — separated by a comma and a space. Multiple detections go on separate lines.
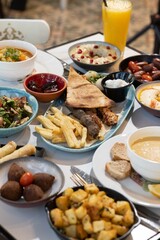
0, 87, 38, 137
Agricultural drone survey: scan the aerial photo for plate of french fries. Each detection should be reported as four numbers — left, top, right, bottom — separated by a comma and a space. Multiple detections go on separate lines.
34, 87, 135, 153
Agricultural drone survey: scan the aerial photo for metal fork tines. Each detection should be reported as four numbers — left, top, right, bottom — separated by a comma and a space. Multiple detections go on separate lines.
70, 173, 87, 186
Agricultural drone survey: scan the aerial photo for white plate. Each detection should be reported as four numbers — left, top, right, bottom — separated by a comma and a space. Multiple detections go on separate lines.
92, 134, 160, 208
35, 50, 64, 76
0, 156, 65, 207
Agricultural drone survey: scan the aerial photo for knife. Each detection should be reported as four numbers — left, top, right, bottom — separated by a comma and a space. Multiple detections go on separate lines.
70, 165, 160, 232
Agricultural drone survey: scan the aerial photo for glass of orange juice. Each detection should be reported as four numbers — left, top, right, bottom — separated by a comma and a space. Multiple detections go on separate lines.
102, 0, 132, 54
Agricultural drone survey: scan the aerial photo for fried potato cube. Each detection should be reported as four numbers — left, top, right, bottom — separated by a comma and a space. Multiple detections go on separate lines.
75, 205, 87, 219
112, 214, 124, 225
76, 224, 88, 239
97, 191, 106, 197
104, 221, 112, 230
82, 214, 93, 234
102, 195, 115, 207
65, 208, 77, 224
84, 183, 99, 194
70, 189, 88, 203
50, 208, 68, 228
123, 209, 134, 227
112, 224, 129, 236
97, 229, 117, 240
56, 195, 70, 211
101, 207, 115, 219
115, 201, 132, 215
93, 220, 105, 233
63, 187, 74, 197
65, 224, 77, 238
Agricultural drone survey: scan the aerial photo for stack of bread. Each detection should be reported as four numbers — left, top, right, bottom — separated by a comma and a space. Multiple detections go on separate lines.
105, 142, 132, 180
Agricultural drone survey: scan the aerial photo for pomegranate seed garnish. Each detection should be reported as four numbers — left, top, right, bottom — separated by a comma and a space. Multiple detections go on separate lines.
89, 51, 94, 57
106, 46, 111, 50
77, 49, 82, 54
72, 54, 75, 58
113, 56, 117, 60
90, 59, 93, 64
108, 53, 112, 56
94, 45, 99, 49
81, 56, 84, 59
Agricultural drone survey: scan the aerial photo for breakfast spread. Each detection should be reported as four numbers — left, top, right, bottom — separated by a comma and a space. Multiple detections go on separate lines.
50, 183, 135, 239
70, 43, 118, 65
137, 85, 160, 110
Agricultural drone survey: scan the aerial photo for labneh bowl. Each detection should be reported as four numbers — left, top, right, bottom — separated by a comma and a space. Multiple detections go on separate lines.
0, 39, 37, 81
119, 54, 160, 88
23, 73, 67, 103
127, 127, 160, 182
0, 87, 38, 137
101, 71, 135, 102
45, 185, 140, 240
68, 41, 121, 72
135, 81, 160, 117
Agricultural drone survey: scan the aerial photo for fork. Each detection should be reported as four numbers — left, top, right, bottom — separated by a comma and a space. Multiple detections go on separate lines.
70, 172, 87, 186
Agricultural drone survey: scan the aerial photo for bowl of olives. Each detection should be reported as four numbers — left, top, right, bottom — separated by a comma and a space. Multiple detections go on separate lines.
23, 73, 67, 103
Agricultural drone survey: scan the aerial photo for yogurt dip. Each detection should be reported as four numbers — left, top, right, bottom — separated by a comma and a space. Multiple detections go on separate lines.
70, 44, 118, 65
139, 86, 160, 110
104, 79, 128, 88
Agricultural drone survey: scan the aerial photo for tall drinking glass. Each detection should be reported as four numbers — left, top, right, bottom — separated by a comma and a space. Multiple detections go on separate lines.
102, 0, 132, 54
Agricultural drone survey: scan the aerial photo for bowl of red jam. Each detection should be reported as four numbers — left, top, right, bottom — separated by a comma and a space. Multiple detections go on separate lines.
23, 73, 67, 103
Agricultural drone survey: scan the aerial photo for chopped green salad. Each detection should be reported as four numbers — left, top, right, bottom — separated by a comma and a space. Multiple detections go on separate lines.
0, 96, 33, 128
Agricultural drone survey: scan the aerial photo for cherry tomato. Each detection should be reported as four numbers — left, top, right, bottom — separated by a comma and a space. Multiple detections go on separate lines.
20, 172, 33, 187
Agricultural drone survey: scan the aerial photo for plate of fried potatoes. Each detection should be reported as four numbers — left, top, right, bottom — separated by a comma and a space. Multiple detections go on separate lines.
45, 184, 140, 240
35, 86, 135, 153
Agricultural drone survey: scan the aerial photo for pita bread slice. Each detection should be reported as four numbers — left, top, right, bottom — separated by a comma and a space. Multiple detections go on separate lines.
65, 67, 115, 109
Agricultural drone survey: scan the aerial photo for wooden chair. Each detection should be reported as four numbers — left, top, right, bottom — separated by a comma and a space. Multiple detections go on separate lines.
0, 19, 50, 44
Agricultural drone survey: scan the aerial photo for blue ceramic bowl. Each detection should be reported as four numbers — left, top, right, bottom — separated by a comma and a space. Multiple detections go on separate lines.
0, 87, 38, 137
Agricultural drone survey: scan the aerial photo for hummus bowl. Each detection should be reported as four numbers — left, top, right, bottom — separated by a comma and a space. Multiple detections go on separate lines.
135, 81, 160, 117
68, 41, 121, 72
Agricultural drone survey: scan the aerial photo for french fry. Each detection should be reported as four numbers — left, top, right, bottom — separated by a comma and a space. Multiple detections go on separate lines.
36, 115, 60, 133
35, 126, 53, 140
52, 132, 66, 143
80, 127, 87, 147
60, 119, 80, 148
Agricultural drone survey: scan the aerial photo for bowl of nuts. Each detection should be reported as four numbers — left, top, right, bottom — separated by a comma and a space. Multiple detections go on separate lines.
119, 54, 160, 88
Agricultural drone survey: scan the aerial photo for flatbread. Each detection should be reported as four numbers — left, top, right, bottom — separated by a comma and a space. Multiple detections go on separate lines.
65, 67, 115, 108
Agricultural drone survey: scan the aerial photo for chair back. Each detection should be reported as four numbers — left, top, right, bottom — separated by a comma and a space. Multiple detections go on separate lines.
0, 19, 50, 44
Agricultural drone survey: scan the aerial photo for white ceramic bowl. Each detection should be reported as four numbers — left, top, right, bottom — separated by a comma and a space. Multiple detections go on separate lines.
127, 127, 160, 182
0, 40, 37, 81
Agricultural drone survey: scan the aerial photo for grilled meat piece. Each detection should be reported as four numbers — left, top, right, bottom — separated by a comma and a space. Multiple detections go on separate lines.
71, 108, 100, 139
98, 107, 118, 126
